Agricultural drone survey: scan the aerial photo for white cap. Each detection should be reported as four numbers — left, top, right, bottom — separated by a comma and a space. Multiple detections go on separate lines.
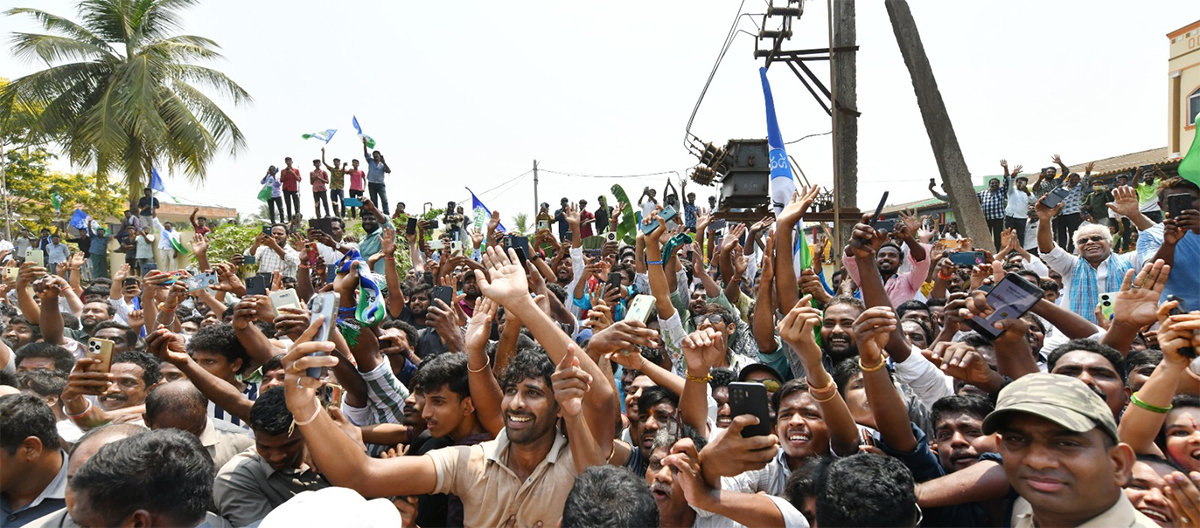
258, 487, 401, 528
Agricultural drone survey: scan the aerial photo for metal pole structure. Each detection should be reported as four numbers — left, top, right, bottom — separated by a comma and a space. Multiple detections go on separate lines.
0, 141, 10, 240
532, 159, 539, 215
830, 0, 858, 253
885, 0, 993, 251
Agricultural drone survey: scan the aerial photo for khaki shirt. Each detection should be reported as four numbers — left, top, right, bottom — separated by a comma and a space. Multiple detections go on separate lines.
428, 428, 578, 528
199, 418, 254, 474
213, 447, 329, 527
1012, 494, 1158, 528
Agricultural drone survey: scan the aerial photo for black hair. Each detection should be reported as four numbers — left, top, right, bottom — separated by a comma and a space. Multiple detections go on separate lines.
696, 303, 736, 326
931, 395, 995, 427
771, 379, 811, 423
113, 351, 162, 386
784, 456, 833, 514
709, 367, 736, 389
650, 421, 708, 453
637, 346, 664, 369
6, 316, 42, 342
145, 382, 208, 426
637, 386, 679, 418
263, 354, 286, 374
408, 282, 433, 301
1038, 277, 1060, 292
186, 324, 251, 375
1047, 339, 1126, 381
412, 352, 471, 399
93, 321, 138, 348
1020, 313, 1046, 334
894, 300, 929, 320
0, 393, 61, 454
1016, 270, 1041, 284
249, 386, 293, 436
0, 369, 17, 388
925, 297, 946, 309
1124, 348, 1162, 373
832, 358, 861, 397
14, 342, 75, 374
1174, 394, 1200, 410
561, 465, 659, 528
825, 295, 866, 314
958, 332, 993, 351
17, 369, 67, 399
499, 348, 556, 393
70, 429, 213, 527
817, 453, 918, 528
60, 312, 81, 331
1137, 454, 1185, 473
546, 283, 568, 304
902, 319, 934, 348
83, 285, 113, 301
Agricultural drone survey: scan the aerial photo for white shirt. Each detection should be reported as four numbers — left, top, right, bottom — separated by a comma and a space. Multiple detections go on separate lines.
1039, 246, 1135, 314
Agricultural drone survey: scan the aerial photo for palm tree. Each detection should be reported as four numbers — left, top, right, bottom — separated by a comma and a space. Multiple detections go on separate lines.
511, 212, 530, 237
0, 0, 250, 205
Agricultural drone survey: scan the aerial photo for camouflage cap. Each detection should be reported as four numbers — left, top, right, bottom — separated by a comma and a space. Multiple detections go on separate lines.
982, 373, 1118, 441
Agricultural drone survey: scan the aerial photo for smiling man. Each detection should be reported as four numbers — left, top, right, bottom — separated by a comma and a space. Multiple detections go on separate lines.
1037, 196, 1136, 324
982, 373, 1156, 528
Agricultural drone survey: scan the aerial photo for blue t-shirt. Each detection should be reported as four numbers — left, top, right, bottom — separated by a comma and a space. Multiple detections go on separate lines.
1136, 226, 1199, 309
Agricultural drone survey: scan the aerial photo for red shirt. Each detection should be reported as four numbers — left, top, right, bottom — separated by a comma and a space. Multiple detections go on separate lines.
347, 169, 366, 191
579, 210, 595, 238
281, 167, 302, 192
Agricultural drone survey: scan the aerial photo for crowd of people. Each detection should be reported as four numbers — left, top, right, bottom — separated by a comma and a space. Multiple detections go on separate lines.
0, 158, 1198, 528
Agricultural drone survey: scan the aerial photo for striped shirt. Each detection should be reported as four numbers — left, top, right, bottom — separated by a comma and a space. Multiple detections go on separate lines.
209, 381, 259, 430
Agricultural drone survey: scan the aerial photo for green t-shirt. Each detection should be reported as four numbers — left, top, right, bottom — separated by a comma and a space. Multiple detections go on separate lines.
1136, 181, 1158, 205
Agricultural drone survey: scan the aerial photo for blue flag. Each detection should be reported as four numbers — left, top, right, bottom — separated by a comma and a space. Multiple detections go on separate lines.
69, 209, 89, 230
760, 67, 810, 280
352, 116, 376, 149
302, 129, 338, 143
150, 167, 166, 193
467, 187, 506, 235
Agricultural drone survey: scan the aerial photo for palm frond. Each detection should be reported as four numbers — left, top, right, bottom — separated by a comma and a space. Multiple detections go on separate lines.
77, 0, 131, 46
168, 64, 252, 106
8, 32, 116, 65
141, 35, 223, 62
169, 79, 246, 154
5, 8, 115, 55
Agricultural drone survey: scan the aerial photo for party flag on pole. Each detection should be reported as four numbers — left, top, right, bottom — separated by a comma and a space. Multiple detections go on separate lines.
467, 187, 506, 235
150, 168, 182, 204
51, 193, 63, 213
352, 116, 376, 149
301, 129, 338, 143
69, 208, 89, 230
760, 67, 810, 280
1179, 115, 1200, 188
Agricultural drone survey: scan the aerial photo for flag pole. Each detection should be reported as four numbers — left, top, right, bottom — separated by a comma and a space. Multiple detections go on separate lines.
532, 160, 539, 217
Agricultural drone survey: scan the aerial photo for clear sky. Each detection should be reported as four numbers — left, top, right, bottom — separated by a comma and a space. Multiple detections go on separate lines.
2, 0, 1197, 221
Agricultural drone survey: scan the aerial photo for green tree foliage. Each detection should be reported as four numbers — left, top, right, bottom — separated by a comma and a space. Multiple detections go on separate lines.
5, 147, 124, 230
0, 0, 251, 203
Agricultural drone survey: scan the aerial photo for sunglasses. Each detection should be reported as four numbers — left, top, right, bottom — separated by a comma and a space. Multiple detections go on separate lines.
745, 378, 782, 392
1076, 235, 1107, 244
695, 314, 726, 325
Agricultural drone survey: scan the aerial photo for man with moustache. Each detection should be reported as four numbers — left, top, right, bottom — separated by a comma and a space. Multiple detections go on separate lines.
1036, 195, 1135, 324
59, 351, 161, 428
78, 301, 114, 336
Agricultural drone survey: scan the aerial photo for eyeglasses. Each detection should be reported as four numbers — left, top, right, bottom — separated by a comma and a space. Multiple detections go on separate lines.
746, 378, 782, 392
695, 314, 725, 325
1076, 235, 1107, 244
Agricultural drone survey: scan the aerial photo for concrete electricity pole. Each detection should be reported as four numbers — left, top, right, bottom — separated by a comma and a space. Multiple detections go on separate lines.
831, 0, 859, 250
885, 0, 993, 251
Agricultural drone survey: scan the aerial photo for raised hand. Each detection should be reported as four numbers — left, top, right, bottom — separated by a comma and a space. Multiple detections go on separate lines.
1111, 260, 1171, 329
851, 306, 896, 365
776, 295, 821, 354
680, 327, 726, 375
922, 341, 999, 388
588, 320, 659, 358
1012, 164, 1023, 175
1084, 161, 1095, 174
1034, 195, 1064, 222
1000, 159, 1008, 169
552, 344, 592, 418
146, 327, 189, 366
1106, 185, 1141, 219
475, 246, 529, 305
192, 232, 209, 256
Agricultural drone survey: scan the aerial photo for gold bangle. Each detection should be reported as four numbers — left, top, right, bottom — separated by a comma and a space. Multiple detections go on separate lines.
859, 356, 887, 372
685, 372, 713, 383
468, 356, 490, 373
810, 386, 839, 403
806, 377, 835, 394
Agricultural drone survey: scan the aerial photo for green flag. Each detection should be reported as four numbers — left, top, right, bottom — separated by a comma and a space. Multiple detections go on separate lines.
797, 221, 812, 270
1179, 116, 1200, 188
51, 193, 62, 213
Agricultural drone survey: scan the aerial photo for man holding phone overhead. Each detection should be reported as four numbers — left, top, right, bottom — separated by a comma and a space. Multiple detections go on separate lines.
841, 204, 931, 309
246, 224, 300, 279
1135, 176, 1200, 308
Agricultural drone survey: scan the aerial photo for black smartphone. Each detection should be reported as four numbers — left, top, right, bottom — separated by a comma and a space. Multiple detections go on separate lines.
964, 273, 1045, 340
874, 219, 896, 233
606, 272, 623, 294
686, 249, 695, 262
1042, 187, 1070, 209
949, 251, 985, 267
244, 275, 267, 296
1166, 295, 1196, 358
307, 219, 320, 232
122, 277, 139, 287
728, 382, 772, 437
428, 219, 439, 229
1167, 194, 1193, 220
505, 235, 530, 271
406, 217, 418, 235
262, 225, 272, 236
869, 191, 889, 226
710, 219, 727, 231
432, 285, 453, 307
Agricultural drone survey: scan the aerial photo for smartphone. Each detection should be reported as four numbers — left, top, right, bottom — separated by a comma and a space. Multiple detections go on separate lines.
606, 272, 623, 290
161, 270, 186, 286
305, 242, 320, 264
243, 254, 256, 265
728, 382, 772, 437
432, 285, 454, 308
308, 291, 340, 378
660, 206, 679, 230
187, 272, 218, 292
623, 294, 656, 323
262, 226, 272, 236
326, 264, 337, 284
429, 240, 445, 250
450, 241, 463, 254
686, 249, 695, 262
1099, 293, 1115, 321
505, 235, 530, 271
307, 219, 321, 233
869, 191, 889, 226
343, 197, 363, 207
874, 219, 896, 233
1042, 187, 1070, 209
269, 288, 302, 311
24, 248, 43, 267
406, 217, 418, 235
123, 277, 139, 287
709, 219, 727, 231
964, 273, 1045, 340
3, 267, 19, 281
949, 251, 985, 267
321, 383, 345, 407
1166, 295, 1196, 358
605, 231, 618, 243
87, 338, 115, 373
1167, 193, 1193, 220
244, 275, 267, 296
428, 219, 440, 229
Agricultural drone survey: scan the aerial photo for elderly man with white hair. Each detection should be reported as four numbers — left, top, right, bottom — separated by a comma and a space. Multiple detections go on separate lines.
1035, 192, 1137, 324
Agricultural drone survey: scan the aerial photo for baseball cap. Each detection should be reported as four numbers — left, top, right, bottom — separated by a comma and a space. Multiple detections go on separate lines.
982, 373, 1118, 441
